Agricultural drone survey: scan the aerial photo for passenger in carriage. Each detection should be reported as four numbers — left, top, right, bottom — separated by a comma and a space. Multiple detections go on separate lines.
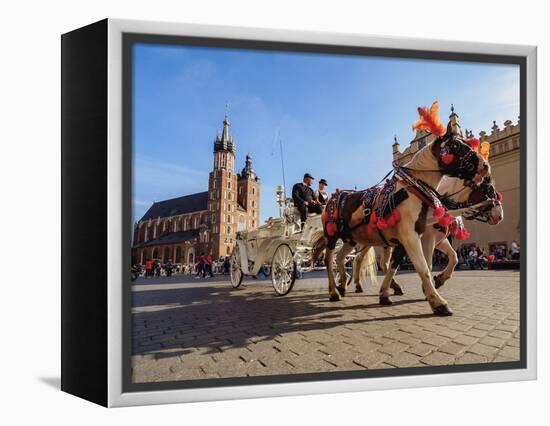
292, 173, 323, 228
315, 178, 329, 206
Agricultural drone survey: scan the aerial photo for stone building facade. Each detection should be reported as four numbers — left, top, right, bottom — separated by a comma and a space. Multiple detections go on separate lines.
132, 114, 260, 264
393, 108, 521, 254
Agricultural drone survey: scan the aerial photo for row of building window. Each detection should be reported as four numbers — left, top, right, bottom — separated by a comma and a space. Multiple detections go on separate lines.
214, 153, 233, 170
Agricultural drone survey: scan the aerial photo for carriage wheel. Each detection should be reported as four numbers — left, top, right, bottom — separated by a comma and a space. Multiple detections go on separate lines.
230, 245, 244, 288
271, 244, 297, 296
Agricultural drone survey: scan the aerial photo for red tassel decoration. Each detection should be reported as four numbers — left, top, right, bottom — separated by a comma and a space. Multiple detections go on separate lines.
433, 206, 445, 218
321, 211, 328, 223
450, 224, 459, 237
386, 214, 396, 227
377, 218, 388, 231
438, 213, 454, 227
326, 222, 337, 236
370, 211, 378, 225
441, 153, 454, 165
455, 228, 471, 240
496, 191, 503, 202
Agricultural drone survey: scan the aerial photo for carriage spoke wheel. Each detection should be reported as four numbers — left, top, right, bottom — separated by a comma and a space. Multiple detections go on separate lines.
271, 244, 297, 296
230, 245, 244, 288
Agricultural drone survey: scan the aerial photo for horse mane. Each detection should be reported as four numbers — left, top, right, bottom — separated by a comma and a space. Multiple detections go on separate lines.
405, 141, 439, 171
439, 176, 471, 202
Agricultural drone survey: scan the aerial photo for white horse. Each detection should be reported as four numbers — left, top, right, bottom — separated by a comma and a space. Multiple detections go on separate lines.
321, 119, 489, 316
353, 175, 503, 296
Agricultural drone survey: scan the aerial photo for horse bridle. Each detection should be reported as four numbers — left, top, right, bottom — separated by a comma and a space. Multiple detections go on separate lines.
437, 136, 481, 181
443, 179, 502, 222
401, 135, 482, 182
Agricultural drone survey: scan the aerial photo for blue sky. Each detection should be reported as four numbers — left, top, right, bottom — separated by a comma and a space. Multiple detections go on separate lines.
132, 43, 519, 223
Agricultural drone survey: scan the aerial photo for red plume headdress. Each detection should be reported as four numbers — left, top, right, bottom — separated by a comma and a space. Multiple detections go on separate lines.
412, 101, 446, 137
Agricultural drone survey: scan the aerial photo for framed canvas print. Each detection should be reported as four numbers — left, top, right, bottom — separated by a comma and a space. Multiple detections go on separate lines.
61, 18, 537, 407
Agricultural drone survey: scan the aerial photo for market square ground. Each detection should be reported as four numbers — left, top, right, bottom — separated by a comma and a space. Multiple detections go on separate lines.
131, 270, 520, 383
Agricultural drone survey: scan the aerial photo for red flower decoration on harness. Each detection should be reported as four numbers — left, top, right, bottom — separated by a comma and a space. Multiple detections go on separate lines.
441, 153, 454, 165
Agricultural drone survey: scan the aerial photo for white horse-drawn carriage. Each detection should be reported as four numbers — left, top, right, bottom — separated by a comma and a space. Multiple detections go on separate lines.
229, 201, 351, 296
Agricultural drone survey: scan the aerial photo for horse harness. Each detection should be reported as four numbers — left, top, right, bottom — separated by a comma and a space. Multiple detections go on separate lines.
324, 165, 500, 247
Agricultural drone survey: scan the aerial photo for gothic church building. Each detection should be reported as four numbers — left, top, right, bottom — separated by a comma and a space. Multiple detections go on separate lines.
132, 115, 260, 265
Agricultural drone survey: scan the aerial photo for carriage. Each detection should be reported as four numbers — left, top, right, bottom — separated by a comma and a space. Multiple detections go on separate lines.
229, 202, 351, 295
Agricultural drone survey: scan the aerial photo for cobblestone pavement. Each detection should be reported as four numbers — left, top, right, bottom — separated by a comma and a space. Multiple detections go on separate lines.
131, 270, 520, 383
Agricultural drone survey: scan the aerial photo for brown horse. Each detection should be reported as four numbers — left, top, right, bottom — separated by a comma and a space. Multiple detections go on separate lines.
321, 118, 489, 316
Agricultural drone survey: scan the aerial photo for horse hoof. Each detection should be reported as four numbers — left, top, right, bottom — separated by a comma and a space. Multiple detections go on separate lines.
337, 286, 346, 297
355, 286, 364, 293
379, 296, 393, 306
391, 281, 404, 296
433, 304, 453, 316
434, 275, 444, 289
329, 292, 341, 302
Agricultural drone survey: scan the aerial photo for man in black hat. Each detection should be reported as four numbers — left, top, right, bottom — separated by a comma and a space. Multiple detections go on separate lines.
315, 178, 329, 206
292, 173, 323, 226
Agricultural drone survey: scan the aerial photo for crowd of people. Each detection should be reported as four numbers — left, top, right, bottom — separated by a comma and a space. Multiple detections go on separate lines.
133, 253, 234, 279
457, 240, 520, 270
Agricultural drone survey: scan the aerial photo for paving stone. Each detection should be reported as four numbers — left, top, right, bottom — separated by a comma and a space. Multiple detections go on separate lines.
407, 343, 436, 357
498, 345, 520, 360
386, 352, 422, 368
421, 351, 456, 366
422, 335, 449, 347
438, 342, 467, 356
455, 352, 488, 365
479, 336, 506, 348
353, 351, 390, 369
452, 334, 479, 346
467, 343, 499, 358
378, 341, 409, 356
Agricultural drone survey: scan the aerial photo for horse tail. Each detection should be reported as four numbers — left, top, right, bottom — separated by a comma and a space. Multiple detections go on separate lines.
360, 247, 378, 287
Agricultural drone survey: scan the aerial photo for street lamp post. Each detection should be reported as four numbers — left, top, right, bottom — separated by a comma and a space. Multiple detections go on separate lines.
276, 184, 286, 217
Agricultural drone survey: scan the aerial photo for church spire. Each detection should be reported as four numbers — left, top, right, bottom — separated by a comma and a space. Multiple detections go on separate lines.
214, 104, 236, 154
447, 104, 463, 136
221, 102, 230, 142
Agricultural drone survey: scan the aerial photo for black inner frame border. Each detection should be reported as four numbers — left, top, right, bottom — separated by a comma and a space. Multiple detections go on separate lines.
122, 32, 528, 394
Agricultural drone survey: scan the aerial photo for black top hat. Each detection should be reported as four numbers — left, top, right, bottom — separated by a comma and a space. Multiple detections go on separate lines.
319, 178, 328, 186
303, 173, 314, 180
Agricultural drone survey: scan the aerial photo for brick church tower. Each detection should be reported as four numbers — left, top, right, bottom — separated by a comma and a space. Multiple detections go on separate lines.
237, 154, 260, 231
207, 113, 260, 258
